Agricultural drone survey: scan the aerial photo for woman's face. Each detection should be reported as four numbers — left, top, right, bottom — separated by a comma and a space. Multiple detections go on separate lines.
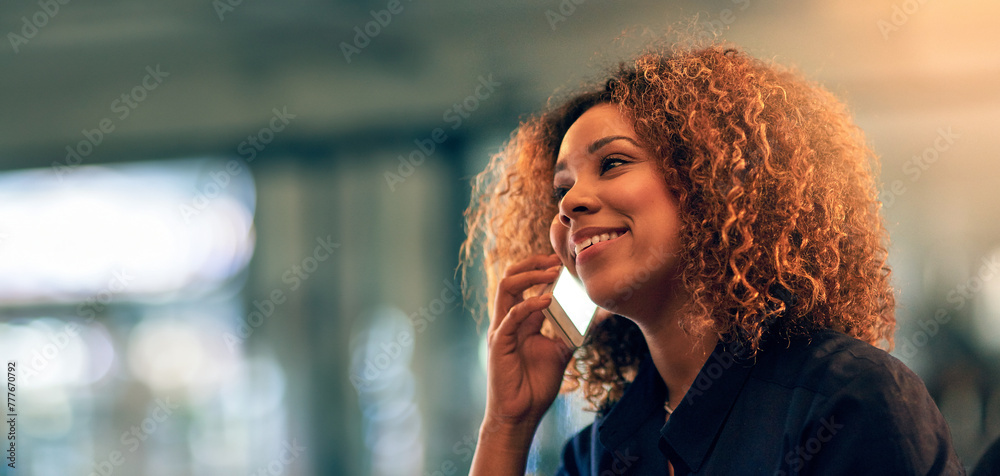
549, 103, 683, 317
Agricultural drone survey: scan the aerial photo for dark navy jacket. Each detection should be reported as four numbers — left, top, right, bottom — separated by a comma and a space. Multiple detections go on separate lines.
555, 329, 966, 475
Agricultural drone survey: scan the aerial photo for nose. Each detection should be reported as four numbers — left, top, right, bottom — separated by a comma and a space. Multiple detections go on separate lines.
558, 180, 600, 227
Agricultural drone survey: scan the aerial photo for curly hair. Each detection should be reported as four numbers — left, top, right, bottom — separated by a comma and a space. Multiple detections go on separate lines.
458, 41, 895, 414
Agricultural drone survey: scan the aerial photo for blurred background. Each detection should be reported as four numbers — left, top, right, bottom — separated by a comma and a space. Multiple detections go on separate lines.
0, 0, 998, 474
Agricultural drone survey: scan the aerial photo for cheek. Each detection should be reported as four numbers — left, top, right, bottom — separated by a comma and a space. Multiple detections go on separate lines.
549, 217, 575, 269
612, 174, 658, 210
613, 177, 681, 248
549, 217, 564, 253
548, 215, 558, 245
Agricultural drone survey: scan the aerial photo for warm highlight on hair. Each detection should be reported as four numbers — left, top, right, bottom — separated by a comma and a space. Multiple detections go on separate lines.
458, 42, 895, 413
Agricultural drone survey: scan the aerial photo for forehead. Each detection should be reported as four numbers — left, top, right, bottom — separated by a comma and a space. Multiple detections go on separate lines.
555, 104, 635, 172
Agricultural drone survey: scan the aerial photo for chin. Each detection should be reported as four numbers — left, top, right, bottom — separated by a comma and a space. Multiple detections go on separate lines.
585, 264, 678, 320
581, 273, 629, 313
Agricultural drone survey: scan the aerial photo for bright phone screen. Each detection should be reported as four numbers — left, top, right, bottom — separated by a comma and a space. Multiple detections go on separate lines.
552, 267, 599, 333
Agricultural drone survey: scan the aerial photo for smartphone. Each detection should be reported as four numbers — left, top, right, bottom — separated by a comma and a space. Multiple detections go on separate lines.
541, 266, 600, 348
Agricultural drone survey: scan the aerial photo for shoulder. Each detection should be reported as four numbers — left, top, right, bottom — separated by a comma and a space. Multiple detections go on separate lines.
751, 328, 923, 400
747, 329, 965, 474
750, 328, 940, 432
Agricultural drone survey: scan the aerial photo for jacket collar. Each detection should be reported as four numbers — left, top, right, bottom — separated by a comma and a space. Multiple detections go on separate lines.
660, 340, 755, 472
594, 339, 756, 473
595, 350, 667, 451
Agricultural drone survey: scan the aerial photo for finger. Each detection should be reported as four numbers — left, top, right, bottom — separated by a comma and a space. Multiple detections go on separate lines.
491, 266, 561, 334
499, 266, 561, 299
533, 317, 575, 361
499, 254, 561, 296
496, 294, 551, 340
518, 309, 546, 342
557, 338, 574, 360
534, 312, 575, 357
504, 253, 561, 276
493, 294, 552, 352
526, 315, 576, 366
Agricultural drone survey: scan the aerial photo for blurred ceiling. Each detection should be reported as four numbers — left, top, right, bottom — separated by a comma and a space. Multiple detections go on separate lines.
1, 0, 999, 271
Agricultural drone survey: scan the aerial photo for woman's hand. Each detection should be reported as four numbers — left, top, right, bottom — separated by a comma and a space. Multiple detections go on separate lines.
484, 253, 574, 430
470, 253, 574, 476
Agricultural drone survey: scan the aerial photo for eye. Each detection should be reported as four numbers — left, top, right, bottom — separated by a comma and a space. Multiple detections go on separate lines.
600, 156, 628, 174
551, 185, 568, 202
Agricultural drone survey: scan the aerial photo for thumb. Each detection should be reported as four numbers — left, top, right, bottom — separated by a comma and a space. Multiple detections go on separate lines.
557, 340, 575, 362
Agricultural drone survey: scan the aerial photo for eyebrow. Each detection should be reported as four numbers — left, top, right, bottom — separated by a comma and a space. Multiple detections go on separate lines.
554, 135, 641, 174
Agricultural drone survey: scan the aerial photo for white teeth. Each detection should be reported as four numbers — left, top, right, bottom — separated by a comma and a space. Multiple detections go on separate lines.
574, 231, 624, 256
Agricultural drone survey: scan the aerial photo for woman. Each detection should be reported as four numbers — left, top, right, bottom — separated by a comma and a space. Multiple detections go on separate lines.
459, 41, 965, 474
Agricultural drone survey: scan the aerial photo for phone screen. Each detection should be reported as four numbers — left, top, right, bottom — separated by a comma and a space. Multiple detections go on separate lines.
552, 267, 599, 334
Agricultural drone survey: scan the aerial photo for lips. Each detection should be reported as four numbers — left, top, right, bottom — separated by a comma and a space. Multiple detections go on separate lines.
570, 226, 630, 260
574, 230, 629, 266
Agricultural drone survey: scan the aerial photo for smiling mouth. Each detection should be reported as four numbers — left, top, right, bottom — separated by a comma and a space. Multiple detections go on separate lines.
573, 229, 630, 260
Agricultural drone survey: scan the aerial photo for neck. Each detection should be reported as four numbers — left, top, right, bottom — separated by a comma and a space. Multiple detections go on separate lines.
643, 318, 718, 410
624, 289, 717, 410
